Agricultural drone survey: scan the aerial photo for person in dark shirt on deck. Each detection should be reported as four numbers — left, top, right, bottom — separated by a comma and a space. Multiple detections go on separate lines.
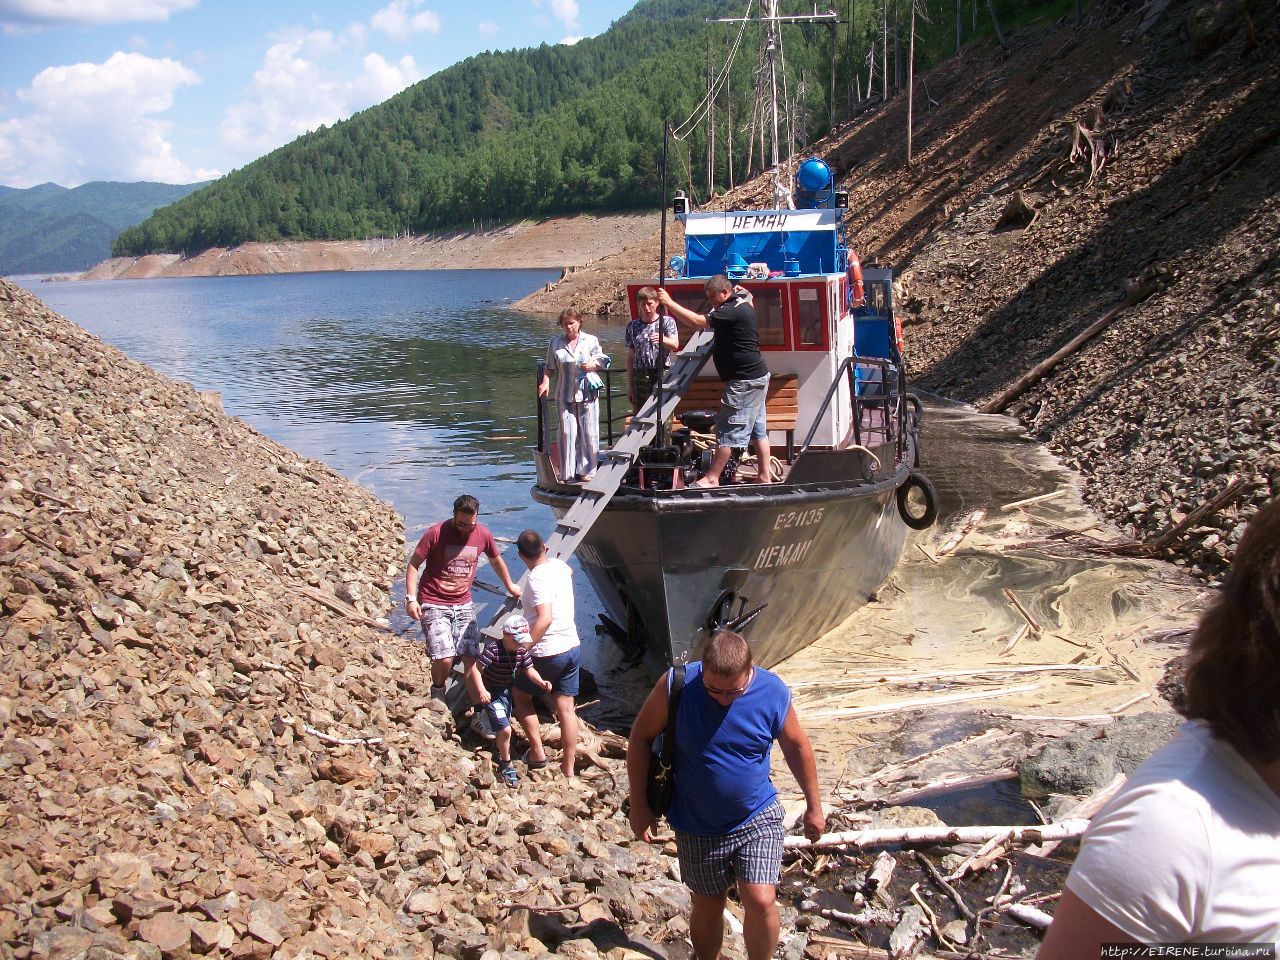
658, 275, 772, 486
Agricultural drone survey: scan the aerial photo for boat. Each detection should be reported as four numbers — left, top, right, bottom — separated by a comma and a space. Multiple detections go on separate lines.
529, 151, 939, 670
517, 2, 939, 670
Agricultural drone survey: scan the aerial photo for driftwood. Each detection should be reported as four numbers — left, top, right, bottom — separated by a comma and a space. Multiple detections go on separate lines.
1003, 588, 1043, 634
798, 663, 1105, 693
819, 906, 898, 927
1025, 772, 1125, 858
784, 818, 1090, 850
878, 769, 1017, 806
1006, 901, 1054, 930
280, 716, 383, 747
998, 623, 1031, 656
979, 272, 1162, 414
936, 508, 987, 557
1000, 489, 1065, 512
914, 542, 940, 564
840, 729, 1012, 794
806, 681, 1043, 719
864, 851, 897, 896
298, 585, 388, 630
1106, 475, 1260, 556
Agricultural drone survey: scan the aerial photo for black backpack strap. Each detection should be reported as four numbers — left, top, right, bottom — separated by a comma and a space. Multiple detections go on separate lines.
661, 664, 685, 762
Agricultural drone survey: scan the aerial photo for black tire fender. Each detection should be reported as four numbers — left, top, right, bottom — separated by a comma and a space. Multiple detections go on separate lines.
897, 469, 939, 530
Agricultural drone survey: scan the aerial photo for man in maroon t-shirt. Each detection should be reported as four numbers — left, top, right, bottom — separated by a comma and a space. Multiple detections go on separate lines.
405, 494, 521, 695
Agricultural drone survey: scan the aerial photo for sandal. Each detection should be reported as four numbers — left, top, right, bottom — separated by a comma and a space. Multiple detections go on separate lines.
498, 762, 519, 786
521, 749, 549, 770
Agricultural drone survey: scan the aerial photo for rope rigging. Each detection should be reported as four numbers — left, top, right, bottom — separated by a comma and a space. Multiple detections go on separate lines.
672, 0, 755, 142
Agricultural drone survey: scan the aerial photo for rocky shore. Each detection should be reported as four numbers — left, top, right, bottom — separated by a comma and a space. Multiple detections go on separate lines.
0, 278, 702, 959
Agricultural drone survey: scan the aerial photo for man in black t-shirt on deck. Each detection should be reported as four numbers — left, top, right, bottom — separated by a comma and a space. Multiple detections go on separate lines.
659, 275, 772, 487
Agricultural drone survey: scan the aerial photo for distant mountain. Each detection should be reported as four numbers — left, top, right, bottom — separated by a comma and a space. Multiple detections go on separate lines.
0, 180, 208, 275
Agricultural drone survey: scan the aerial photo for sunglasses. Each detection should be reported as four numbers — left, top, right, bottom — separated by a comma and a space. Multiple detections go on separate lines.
704, 669, 752, 698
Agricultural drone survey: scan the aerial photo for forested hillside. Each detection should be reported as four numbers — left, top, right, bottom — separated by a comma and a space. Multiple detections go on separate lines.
114, 0, 1002, 256
0, 181, 205, 274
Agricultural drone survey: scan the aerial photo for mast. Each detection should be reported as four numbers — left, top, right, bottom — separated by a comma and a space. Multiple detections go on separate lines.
708, 2, 838, 210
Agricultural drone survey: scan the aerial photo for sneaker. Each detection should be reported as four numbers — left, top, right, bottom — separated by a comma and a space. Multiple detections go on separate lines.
470, 711, 497, 741
498, 762, 519, 787
429, 685, 447, 701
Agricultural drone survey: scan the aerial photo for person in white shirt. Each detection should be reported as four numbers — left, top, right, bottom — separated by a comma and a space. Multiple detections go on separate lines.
1038, 498, 1280, 954
511, 528, 581, 779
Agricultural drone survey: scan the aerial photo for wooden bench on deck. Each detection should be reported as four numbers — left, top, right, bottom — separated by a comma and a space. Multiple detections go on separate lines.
671, 373, 800, 460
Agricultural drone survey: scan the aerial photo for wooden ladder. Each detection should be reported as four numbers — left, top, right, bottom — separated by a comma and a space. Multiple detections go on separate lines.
481, 329, 715, 635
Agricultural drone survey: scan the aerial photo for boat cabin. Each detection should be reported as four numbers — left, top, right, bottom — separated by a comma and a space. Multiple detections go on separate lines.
625, 205, 900, 457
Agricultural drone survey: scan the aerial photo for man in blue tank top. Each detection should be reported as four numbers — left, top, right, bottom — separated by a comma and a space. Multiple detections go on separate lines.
626, 631, 826, 960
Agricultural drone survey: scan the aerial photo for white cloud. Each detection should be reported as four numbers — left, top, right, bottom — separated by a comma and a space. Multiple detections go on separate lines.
0, 51, 218, 186
560, 35, 582, 45
546, 0, 580, 30
477, 20, 497, 35
370, 0, 440, 41
219, 31, 421, 161
0, 0, 197, 27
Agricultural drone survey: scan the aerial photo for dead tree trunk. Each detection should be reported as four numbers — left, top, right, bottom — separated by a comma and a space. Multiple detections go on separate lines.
979, 273, 1162, 414
987, 0, 1007, 48
907, 5, 917, 164
957, 0, 963, 50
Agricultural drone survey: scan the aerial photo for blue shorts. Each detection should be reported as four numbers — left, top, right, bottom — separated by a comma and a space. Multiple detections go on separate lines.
483, 686, 514, 730
716, 373, 770, 447
515, 646, 581, 697
675, 801, 785, 895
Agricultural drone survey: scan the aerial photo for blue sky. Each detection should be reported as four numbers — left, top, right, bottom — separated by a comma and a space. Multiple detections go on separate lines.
0, 0, 638, 188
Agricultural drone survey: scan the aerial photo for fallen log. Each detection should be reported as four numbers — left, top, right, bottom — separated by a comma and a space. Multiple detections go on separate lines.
1107, 475, 1260, 556
1024, 773, 1124, 858
878, 769, 1016, 806
805, 682, 1043, 719
979, 273, 1161, 414
937, 508, 987, 557
1003, 587, 1043, 634
1006, 901, 1054, 930
784, 818, 1090, 850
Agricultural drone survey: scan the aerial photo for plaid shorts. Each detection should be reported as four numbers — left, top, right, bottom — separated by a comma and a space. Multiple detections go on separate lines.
418, 602, 480, 662
675, 800, 785, 895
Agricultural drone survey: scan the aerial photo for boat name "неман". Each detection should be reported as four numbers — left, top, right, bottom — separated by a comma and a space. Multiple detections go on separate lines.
754, 537, 815, 570
731, 213, 792, 231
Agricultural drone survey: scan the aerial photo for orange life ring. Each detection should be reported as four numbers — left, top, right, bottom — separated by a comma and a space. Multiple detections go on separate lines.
846, 253, 865, 307
893, 311, 905, 354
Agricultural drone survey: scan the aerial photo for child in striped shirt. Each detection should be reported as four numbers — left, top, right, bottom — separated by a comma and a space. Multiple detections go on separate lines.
468, 613, 552, 786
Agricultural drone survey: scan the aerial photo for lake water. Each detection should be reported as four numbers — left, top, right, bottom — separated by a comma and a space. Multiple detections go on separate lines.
16, 269, 1203, 822
15, 269, 627, 632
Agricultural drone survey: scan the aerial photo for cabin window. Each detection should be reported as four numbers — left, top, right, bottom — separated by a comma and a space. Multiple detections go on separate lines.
864, 281, 892, 315
750, 287, 788, 348
787, 283, 829, 350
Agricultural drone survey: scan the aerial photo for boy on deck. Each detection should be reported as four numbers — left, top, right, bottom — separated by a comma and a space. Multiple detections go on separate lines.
468, 614, 552, 786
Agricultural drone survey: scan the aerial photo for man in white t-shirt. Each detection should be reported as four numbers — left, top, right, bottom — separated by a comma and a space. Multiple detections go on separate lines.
511, 529, 580, 779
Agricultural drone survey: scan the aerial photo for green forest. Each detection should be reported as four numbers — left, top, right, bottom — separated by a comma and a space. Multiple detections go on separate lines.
115, 0, 1068, 257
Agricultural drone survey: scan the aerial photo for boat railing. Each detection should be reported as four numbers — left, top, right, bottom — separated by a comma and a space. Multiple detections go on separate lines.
534, 361, 630, 455
799, 355, 902, 457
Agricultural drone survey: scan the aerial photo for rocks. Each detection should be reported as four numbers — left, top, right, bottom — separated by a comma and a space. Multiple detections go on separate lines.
1019, 712, 1182, 797
0, 280, 694, 957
